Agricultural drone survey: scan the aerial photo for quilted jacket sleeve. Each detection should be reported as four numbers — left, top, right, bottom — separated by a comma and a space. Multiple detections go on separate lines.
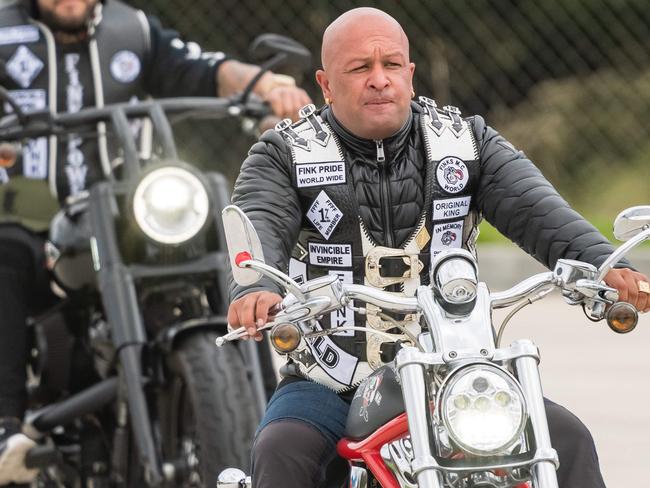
472, 115, 621, 270
228, 130, 303, 301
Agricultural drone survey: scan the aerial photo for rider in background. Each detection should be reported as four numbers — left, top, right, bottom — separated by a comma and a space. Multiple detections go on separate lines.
227, 7, 649, 488
0, 0, 310, 484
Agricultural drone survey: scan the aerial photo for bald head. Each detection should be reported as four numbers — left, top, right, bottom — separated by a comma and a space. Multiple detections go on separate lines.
315, 7, 415, 140
321, 8, 410, 70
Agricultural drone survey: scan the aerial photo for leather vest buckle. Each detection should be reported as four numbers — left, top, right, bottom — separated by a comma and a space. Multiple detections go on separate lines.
365, 246, 424, 288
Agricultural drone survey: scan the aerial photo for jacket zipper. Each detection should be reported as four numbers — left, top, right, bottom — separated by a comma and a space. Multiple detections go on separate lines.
375, 139, 395, 248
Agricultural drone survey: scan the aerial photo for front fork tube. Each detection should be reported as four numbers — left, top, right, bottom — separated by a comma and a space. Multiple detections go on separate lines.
100, 265, 164, 486
512, 340, 559, 488
90, 183, 164, 485
397, 350, 444, 488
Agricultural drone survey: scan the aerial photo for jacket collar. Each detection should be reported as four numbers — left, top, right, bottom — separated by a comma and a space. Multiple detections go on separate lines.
322, 105, 414, 164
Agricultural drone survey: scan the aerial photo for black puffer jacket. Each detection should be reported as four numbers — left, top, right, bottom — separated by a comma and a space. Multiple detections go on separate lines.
230, 103, 618, 299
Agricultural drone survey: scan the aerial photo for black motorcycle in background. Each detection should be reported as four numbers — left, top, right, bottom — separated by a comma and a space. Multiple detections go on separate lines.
0, 35, 311, 487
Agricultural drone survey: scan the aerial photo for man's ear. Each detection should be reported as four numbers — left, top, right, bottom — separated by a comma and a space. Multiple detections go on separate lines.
315, 69, 331, 101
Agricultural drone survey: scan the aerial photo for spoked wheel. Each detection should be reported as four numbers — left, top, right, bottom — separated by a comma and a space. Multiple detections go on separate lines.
160, 331, 258, 487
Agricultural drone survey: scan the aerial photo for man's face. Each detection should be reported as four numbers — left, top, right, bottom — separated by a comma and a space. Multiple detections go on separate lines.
37, 0, 98, 32
316, 18, 415, 140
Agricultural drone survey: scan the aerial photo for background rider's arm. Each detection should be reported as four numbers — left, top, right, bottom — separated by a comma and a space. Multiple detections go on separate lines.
142, 15, 226, 97
471, 115, 629, 270
228, 130, 303, 301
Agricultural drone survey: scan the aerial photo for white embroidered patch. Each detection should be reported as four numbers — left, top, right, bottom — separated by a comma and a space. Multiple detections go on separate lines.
432, 196, 471, 220
110, 50, 141, 83
329, 270, 354, 336
308, 242, 352, 268
306, 326, 358, 385
0, 168, 9, 184
436, 156, 469, 194
23, 138, 47, 179
4, 90, 48, 179
431, 221, 463, 257
6, 45, 43, 88
0, 25, 39, 46
3, 89, 46, 113
306, 190, 343, 240
288, 258, 307, 285
296, 161, 346, 188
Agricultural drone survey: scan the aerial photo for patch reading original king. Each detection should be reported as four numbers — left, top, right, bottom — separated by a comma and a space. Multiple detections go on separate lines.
431, 221, 463, 257
432, 196, 471, 220
296, 161, 346, 188
308, 242, 352, 268
436, 156, 469, 194
306, 190, 343, 240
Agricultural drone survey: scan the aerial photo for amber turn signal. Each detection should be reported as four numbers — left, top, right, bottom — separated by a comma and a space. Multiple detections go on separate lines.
270, 323, 301, 353
606, 302, 638, 334
0, 143, 17, 168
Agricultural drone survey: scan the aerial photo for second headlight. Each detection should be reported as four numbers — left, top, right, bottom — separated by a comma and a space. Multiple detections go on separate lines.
132, 166, 210, 245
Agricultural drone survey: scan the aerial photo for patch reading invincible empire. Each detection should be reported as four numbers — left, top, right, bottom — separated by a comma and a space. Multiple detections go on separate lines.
296, 161, 346, 187
308, 243, 352, 267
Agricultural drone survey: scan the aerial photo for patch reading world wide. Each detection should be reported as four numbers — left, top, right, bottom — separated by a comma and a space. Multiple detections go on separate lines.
307, 190, 343, 240
296, 161, 346, 187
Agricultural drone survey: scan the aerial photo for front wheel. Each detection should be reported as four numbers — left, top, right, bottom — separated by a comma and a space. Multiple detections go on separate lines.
160, 331, 258, 487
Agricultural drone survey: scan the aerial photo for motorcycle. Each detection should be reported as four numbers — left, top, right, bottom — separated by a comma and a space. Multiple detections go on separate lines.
215, 204, 649, 488
0, 35, 311, 487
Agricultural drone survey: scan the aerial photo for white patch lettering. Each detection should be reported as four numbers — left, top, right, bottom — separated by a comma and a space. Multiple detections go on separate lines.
430, 221, 464, 258
0, 168, 9, 184
6, 45, 43, 88
329, 270, 354, 336
306, 323, 358, 385
306, 190, 343, 240
432, 196, 471, 220
296, 161, 346, 188
436, 157, 469, 194
308, 242, 352, 268
0, 25, 39, 45
64, 54, 86, 195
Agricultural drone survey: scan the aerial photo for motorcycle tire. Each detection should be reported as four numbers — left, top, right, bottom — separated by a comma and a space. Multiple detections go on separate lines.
161, 330, 258, 487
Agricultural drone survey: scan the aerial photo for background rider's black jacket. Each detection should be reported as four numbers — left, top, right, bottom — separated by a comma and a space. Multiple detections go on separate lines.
230, 103, 620, 300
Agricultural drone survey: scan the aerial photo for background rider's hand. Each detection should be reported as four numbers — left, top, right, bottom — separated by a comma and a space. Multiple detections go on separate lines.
262, 84, 311, 121
227, 291, 283, 341
604, 268, 650, 312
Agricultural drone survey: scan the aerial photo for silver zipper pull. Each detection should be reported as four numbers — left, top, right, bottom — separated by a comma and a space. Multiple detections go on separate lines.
375, 139, 385, 163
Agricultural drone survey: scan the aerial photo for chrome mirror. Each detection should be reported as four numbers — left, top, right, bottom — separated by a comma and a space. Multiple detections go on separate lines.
613, 206, 650, 241
222, 205, 264, 286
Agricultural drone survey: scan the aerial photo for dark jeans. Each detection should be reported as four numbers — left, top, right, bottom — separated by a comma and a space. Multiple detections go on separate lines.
252, 379, 607, 488
0, 226, 51, 420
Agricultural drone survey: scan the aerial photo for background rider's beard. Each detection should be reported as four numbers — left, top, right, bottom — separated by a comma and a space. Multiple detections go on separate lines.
38, 2, 96, 35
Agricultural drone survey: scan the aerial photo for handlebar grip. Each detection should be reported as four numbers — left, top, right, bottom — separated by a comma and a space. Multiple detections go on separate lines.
24, 444, 60, 469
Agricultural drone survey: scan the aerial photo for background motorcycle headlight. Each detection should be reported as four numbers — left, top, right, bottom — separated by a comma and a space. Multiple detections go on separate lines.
132, 167, 210, 245
439, 364, 527, 455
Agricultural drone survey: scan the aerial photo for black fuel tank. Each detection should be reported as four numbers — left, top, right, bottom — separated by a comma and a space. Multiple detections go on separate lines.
345, 364, 405, 440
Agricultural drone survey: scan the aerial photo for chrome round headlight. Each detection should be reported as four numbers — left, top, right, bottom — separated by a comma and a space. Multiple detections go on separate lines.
132, 166, 210, 245
438, 364, 527, 455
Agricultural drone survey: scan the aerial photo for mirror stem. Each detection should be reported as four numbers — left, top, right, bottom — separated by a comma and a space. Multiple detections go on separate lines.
239, 52, 288, 106
240, 259, 305, 301
596, 226, 650, 282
